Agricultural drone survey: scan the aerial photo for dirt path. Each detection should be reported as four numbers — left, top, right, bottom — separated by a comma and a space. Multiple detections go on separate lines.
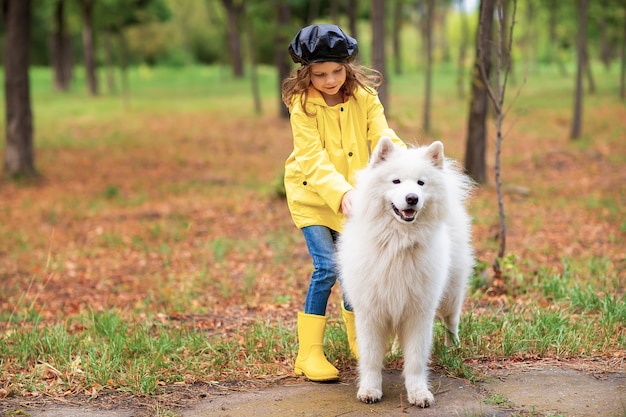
12, 364, 625, 417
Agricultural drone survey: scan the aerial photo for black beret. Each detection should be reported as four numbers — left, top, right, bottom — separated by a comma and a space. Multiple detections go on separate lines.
288, 24, 358, 65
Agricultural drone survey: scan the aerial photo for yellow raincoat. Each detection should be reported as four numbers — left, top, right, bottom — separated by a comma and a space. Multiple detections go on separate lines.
284, 86, 406, 232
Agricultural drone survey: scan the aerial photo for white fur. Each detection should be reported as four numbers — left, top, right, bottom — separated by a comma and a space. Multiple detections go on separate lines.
337, 138, 474, 407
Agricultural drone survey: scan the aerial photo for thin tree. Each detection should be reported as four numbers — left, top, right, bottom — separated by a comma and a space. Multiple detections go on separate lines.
330, 0, 340, 24
79, 0, 98, 96
118, 32, 131, 109
51, 0, 73, 92
464, 0, 495, 184
3, 0, 36, 180
244, 4, 262, 115
274, 0, 291, 118
347, 0, 358, 40
372, 0, 388, 109
221, 0, 244, 78
422, 0, 435, 132
570, 0, 588, 140
456, 0, 470, 98
308, 0, 321, 23
546, 0, 567, 76
102, 31, 117, 95
621, 3, 626, 101
477, 0, 518, 273
392, 0, 403, 75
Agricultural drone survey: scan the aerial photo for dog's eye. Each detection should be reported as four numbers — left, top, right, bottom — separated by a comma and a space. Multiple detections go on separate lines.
392, 179, 401, 184
417, 180, 425, 186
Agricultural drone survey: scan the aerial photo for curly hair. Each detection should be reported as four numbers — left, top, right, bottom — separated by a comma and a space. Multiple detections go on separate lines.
281, 62, 383, 116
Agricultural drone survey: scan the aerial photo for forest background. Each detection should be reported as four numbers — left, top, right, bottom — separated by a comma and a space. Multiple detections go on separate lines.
0, 0, 625, 415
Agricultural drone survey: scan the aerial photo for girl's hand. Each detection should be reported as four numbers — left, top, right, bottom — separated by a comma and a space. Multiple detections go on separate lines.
341, 190, 354, 217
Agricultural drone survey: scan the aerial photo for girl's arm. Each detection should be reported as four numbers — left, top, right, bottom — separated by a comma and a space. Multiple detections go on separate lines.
290, 108, 353, 214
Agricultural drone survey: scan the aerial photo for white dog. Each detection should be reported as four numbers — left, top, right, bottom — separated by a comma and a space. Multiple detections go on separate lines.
337, 138, 474, 408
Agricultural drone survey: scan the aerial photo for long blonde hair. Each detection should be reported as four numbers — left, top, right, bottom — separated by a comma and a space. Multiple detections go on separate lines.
281, 62, 383, 116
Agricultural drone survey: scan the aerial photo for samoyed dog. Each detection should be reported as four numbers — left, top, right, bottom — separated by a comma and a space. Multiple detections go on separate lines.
337, 138, 474, 408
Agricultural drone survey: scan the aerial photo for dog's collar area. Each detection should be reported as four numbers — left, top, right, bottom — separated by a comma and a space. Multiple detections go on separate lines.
392, 203, 417, 222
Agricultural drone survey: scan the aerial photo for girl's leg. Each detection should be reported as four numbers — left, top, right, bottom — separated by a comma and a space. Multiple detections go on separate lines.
301, 226, 357, 359
296, 226, 341, 381
301, 225, 338, 316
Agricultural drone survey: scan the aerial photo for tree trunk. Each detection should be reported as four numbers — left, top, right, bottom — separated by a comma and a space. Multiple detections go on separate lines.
117, 31, 131, 109
244, 11, 262, 115
221, 0, 244, 78
347, 0, 358, 40
330, 0, 340, 24
438, 5, 450, 63
422, 0, 434, 132
103, 31, 117, 95
464, 0, 495, 184
4, 0, 36, 180
308, 0, 321, 24
547, 0, 567, 76
456, 0, 469, 99
392, 0, 402, 75
51, 0, 72, 91
80, 0, 98, 96
499, 0, 514, 84
598, 0, 611, 71
371, 0, 388, 109
583, 39, 595, 94
570, 0, 587, 140
620, 4, 626, 101
275, 0, 291, 118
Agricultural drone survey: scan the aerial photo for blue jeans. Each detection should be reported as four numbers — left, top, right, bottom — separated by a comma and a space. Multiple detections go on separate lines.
301, 225, 352, 316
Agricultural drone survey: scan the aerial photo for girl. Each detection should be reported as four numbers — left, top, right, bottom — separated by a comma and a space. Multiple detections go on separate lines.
282, 24, 406, 381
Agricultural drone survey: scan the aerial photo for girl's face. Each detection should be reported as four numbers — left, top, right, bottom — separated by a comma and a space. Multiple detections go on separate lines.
309, 62, 346, 99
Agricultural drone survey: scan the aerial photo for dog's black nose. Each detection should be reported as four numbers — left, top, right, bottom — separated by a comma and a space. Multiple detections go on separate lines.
406, 193, 419, 205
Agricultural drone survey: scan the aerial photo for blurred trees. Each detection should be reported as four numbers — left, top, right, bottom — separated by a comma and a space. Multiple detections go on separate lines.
2, 0, 623, 87
1, 0, 626, 180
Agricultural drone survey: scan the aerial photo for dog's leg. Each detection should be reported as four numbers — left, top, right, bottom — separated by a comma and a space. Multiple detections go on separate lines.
438, 292, 461, 347
441, 313, 460, 347
399, 314, 435, 408
438, 273, 466, 347
355, 315, 386, 404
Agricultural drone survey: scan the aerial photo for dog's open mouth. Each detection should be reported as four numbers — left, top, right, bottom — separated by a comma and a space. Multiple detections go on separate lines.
392, 203, 417, 222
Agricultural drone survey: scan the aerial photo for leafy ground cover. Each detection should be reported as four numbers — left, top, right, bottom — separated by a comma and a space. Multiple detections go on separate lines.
0, 65, 624, 414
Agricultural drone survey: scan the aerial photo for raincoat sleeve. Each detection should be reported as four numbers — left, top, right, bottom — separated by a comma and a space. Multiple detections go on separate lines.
366, 92, 407, 151
290, 106, 353, 214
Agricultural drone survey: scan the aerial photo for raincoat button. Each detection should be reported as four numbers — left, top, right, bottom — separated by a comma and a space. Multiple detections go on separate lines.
303, 181, 307, 186
348, 152, 353, 157
340, 107, 344, 112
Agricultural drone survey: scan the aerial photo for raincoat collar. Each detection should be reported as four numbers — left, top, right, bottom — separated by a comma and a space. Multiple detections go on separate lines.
305, 86, 345, 107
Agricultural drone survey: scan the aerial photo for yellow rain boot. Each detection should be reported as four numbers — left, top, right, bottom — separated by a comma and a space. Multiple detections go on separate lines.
341, 303, 359, 360
294, 312, 339, 381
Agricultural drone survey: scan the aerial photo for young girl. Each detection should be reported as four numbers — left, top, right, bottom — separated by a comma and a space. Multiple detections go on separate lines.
282, 24, 406, 381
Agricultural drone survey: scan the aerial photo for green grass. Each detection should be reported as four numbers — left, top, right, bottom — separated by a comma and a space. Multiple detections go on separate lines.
2, 255, 622, 396
0, 310, 296, 397
0, 258, 622, 403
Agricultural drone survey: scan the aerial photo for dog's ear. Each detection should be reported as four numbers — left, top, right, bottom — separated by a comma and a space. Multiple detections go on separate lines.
426, 141, 444, 168
371, 136, 396, 166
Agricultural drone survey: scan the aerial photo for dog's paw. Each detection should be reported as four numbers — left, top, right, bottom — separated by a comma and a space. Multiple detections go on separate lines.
357, 387, 383, 404
408, 389, 434, 408
444, 329, 460, 348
